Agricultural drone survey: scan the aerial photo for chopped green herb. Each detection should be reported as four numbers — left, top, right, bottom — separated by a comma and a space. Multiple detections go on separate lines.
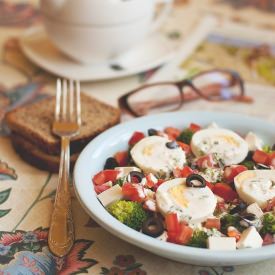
220, 214, 243, 233
177, 129, 194, 145
241, 160, 255, 170
188, 230, 208, 248
261, 212, 275, 235
115, 177, 126, 186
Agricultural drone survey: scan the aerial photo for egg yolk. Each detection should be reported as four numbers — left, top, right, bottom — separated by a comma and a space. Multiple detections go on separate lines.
169, 185, 189, 208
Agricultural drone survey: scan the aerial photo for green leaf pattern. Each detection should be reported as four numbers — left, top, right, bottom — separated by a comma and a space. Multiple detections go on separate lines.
0, 161, 17, 219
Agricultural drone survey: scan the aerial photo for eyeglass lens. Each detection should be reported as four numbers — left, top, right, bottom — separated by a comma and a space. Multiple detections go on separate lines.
127, 84, 182, 116
191, 71, 241, 100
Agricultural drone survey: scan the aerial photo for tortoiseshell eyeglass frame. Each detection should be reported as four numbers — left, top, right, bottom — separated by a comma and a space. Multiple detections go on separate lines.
118, 69, 248, 117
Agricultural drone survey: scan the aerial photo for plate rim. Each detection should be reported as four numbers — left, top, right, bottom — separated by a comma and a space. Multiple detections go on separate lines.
74, 111, 275, 265
19, 26, 175, 82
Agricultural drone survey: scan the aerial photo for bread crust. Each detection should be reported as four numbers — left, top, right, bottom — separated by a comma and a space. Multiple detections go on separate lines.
11, 133, 79, 172
5, 93, 120, 155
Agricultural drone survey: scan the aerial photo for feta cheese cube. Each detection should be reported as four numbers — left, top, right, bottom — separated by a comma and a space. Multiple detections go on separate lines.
144, 188, 155, 198
115, 166, 141, 178
245, 132, 263, 151
237, 226, 263, 249
207, 122, 219, 129
207, 236, 236, 251
246, 203, 264, 218
97, 184, 123, 207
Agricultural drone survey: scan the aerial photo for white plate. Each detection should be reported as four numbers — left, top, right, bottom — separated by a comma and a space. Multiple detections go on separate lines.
74, 111, 275, 266
19, 26, 176, 82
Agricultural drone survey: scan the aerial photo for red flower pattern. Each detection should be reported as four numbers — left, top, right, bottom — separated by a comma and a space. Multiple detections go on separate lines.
0, 232, 23, 246
58, 240, 97, 275
33, 229, 48, 241
113, 255, 135, 267
108, 267, 124, 275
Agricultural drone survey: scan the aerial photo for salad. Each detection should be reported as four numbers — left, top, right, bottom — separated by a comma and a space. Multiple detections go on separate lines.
92, 122, 275, 250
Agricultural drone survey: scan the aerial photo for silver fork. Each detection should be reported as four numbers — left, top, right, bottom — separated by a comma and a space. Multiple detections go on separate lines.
48, 79, 81, 257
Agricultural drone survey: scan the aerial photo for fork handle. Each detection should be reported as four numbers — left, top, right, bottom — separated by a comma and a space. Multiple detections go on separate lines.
48, 136, 74, 257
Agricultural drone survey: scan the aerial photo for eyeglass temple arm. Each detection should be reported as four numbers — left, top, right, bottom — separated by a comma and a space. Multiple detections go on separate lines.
130, 85, 222, 115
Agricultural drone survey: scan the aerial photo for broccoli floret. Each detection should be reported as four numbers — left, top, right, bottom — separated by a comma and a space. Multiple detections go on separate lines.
220, 214, 243, 233
107, 200, 147, 231
261, 212, 275, 235
188, 230, 208, 248
177, 129, 194, 145
241, 160, 255, 170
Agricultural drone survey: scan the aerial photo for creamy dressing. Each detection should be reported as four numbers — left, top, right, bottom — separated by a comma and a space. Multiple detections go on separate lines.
131, 136, 186, 177
191, 128, 248, 165
235, 170, 275, 208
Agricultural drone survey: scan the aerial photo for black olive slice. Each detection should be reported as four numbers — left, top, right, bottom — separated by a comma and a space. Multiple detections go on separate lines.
142, 217, 164, 237
241, 213, 256, 221
229, 202, 247, 215
148, 128, 158, 136
239, 213, 258, 228
254, 163, 270, 170
272, 144, 275, 151
165, 141, 179, 149
104, 157, 119, 170
128, 171, 144, 183
186, 174, 206, 188
244, 151, 254, 161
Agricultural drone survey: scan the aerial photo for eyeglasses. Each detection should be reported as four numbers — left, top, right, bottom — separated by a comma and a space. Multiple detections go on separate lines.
118, 69, 253, 117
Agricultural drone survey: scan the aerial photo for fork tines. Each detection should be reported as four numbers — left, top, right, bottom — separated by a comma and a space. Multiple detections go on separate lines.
55, 79, 81, 125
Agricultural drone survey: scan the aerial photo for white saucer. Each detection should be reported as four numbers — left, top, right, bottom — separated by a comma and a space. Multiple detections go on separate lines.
20, 26, 177, 82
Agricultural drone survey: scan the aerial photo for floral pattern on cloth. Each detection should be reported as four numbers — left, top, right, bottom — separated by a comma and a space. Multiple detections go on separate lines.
0, 228, 97, 274
0, 161, 17, 219
198, 266, 235, 275
101, 255, 147, 275
0, 1, 41, 27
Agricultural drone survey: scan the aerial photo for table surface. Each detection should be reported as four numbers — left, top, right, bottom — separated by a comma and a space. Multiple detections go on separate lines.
0, 0, 275, 274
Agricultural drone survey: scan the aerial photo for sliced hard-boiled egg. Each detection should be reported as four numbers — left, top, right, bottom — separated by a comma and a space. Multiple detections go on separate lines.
130, 136, 186, 176
234, 170, 275, 209
191, 128, 248, 165
156, 178, 217, 223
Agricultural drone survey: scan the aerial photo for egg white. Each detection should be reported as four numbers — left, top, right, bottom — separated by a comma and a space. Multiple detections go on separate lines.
130, 136, 186, 176
191, 128, 248, 165
234, 170, 275, 209
156, 178, 217, 223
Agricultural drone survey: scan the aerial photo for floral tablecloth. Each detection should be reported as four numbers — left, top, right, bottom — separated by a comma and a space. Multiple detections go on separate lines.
0, 0, 275, 274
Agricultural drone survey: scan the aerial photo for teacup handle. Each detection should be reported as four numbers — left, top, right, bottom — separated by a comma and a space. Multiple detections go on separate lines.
150, 0, 173, 32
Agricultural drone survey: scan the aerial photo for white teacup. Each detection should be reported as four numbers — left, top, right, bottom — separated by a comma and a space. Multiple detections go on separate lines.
40, 0, 173, 64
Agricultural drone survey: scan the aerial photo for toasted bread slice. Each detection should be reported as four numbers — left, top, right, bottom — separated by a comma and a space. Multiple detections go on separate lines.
11, 133, 79, 172
5, 93, 120, 155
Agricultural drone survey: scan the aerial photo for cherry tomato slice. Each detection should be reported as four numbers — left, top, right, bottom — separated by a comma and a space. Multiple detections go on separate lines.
93, 170, 119, 185
223, 165, 247, 183
164, 127, 181, 140
213, 183, 238, 202
122, 183, 146, 202
189, 123, 201, 133
204, 218, 221, 230
114, 151, 129, 166
128, 131, 145, 146
177, 141, 191, 154
177, 224, 193, 245
252, 150, 269, 165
